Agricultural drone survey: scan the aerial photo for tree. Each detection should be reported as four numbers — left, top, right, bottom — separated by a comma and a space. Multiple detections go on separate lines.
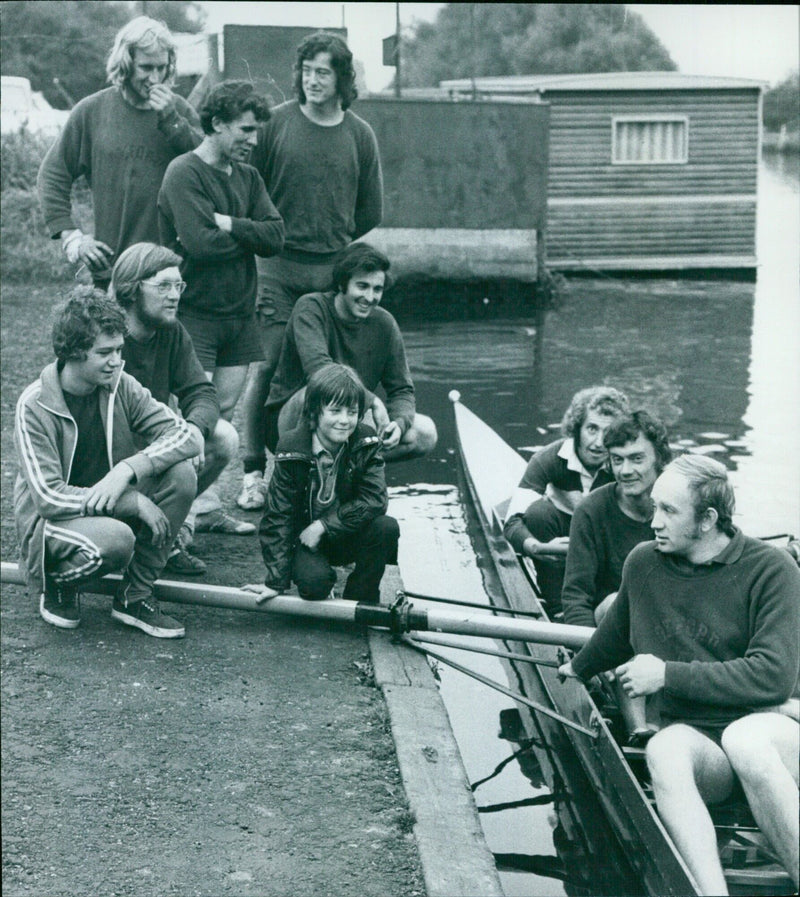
400, 4, 675, 88
763, 71, 800, 132
0, 0, 205, 108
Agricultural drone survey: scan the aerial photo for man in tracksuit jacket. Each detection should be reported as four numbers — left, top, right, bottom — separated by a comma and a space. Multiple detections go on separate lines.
14, 288, 201, 638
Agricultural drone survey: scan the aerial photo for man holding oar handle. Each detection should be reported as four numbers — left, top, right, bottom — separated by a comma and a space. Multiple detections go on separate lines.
559, 455, 800, 895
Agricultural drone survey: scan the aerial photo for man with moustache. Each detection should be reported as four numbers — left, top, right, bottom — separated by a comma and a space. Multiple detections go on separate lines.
38, 16, 201, 286
110, 242, 251, 575
158, 80, 284, 536
559, 455, 799, 895
237, 30, 383, 511
504, 386, 630, 610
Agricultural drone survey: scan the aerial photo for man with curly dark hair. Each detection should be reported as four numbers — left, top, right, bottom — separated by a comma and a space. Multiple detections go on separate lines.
504, 385, 630, 610
237, 31, 383, 512
13, 287, 201, 637
158, 80, 285, 536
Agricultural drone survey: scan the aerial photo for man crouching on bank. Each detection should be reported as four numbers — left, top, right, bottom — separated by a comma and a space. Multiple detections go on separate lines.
243, 364, 399, 605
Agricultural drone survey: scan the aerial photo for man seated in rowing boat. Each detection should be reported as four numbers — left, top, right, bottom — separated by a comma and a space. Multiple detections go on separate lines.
562, 410, 673, 742
562, 410, 672, 627
243, 363, 399, 605
503, 385, 630, 611
559, 455, 800, 895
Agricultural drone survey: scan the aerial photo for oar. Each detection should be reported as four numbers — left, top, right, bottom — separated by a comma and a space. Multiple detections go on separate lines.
407, 632, 562, 668
401, 588, 545, 619
0, 561, 593, 649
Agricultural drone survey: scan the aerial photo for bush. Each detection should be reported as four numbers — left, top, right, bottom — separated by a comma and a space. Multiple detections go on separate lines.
0, 188, 69, 282
1, 130, 93, 283
0, 129, 54, 191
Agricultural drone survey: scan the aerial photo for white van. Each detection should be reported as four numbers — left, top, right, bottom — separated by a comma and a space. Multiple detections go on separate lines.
1, 76, 70, 137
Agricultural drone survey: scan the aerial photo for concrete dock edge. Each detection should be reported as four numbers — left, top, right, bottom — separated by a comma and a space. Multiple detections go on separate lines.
368, 568, 504, 897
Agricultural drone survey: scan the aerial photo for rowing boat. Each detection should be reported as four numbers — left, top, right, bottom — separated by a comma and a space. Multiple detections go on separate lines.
450, 391, 794, 897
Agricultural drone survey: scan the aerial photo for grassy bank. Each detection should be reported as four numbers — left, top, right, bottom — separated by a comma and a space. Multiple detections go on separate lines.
0, 130, 92, 283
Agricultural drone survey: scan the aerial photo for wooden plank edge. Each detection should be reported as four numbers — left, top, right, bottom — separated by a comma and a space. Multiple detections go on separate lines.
369, 567, 505, 897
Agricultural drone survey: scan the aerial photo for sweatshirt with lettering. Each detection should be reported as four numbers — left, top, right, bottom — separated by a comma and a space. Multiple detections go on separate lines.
571, 532, 800, 727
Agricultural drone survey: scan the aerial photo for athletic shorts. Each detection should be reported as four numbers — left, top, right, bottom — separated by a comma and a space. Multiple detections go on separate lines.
662, 718, 729, 748
255, 254, 337, 326
178, 311, 263, 371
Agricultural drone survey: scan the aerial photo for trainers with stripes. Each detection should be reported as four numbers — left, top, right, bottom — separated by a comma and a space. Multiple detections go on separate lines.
111, 594, 185, 639
194, 509, 256, 535
40, 581, 81, 629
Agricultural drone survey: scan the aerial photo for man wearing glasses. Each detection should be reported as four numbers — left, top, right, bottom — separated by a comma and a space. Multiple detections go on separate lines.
110, 242, 250, 574
237, 31, 383, 512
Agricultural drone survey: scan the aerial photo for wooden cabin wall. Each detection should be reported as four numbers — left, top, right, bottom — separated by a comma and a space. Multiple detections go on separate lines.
545, 89, 760, 269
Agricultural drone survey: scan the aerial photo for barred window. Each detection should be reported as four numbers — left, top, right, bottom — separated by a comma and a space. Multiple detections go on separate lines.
612, 116, 688, 165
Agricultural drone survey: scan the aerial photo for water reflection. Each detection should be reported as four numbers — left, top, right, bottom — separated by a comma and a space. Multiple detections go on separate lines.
388, 155, 799, 894
390, 156, 799, 534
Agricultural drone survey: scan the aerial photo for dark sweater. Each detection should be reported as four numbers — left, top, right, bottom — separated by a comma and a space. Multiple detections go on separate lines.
158, 152, 284, 317
562, 483, 654, 627
122, 321, 219, 440
251, 100, 382, 258
571, 532, 800, 727
37, 87, 201, 261
266, 291, 416, 434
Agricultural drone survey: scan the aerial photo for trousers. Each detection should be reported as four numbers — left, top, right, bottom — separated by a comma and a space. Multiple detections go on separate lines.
292, 515, 400, 604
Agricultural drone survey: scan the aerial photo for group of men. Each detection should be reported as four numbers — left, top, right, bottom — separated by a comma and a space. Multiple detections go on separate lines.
13, 15, 798, 894
20, 17, 436, 639
506, 384, 799, 893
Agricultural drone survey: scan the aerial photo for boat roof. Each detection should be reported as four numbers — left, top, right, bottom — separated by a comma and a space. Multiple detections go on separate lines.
439, 72, 766, 94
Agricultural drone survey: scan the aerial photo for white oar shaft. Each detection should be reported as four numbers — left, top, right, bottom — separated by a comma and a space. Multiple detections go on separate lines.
1, 561, 593, 648
423, 606, 592, 649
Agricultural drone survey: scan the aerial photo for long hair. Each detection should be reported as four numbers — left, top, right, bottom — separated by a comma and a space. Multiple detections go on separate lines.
110, 243, 183, 309
52, 287, 126, 363
668, 454, 736, 536
604, 410, 673, 472
303, 364, 367, 430
560, 386, 630, 442
106, 16, 177, 89
293, 31, 357, 110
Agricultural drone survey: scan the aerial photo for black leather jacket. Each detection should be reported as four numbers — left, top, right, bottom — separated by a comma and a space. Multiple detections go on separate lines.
258, 420, 388, 590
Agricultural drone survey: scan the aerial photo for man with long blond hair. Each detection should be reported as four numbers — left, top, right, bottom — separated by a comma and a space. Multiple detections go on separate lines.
37, 16, 201, 285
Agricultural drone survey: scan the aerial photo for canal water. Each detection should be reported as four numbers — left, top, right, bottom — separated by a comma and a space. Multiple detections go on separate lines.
384, 154, 799, 896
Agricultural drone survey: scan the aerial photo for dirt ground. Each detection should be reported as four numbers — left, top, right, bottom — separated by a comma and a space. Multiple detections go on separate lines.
1, 284, 426, 896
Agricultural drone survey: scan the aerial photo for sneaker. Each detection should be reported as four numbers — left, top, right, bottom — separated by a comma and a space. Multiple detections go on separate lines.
164, 544, 207, 577
194, 508, 256, 535
111, 595, 185, 639
236, 471, 268, 511
40, 581, 81, 629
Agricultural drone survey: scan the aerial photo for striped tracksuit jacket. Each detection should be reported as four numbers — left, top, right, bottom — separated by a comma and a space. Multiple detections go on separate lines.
14, 361, 201, 598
